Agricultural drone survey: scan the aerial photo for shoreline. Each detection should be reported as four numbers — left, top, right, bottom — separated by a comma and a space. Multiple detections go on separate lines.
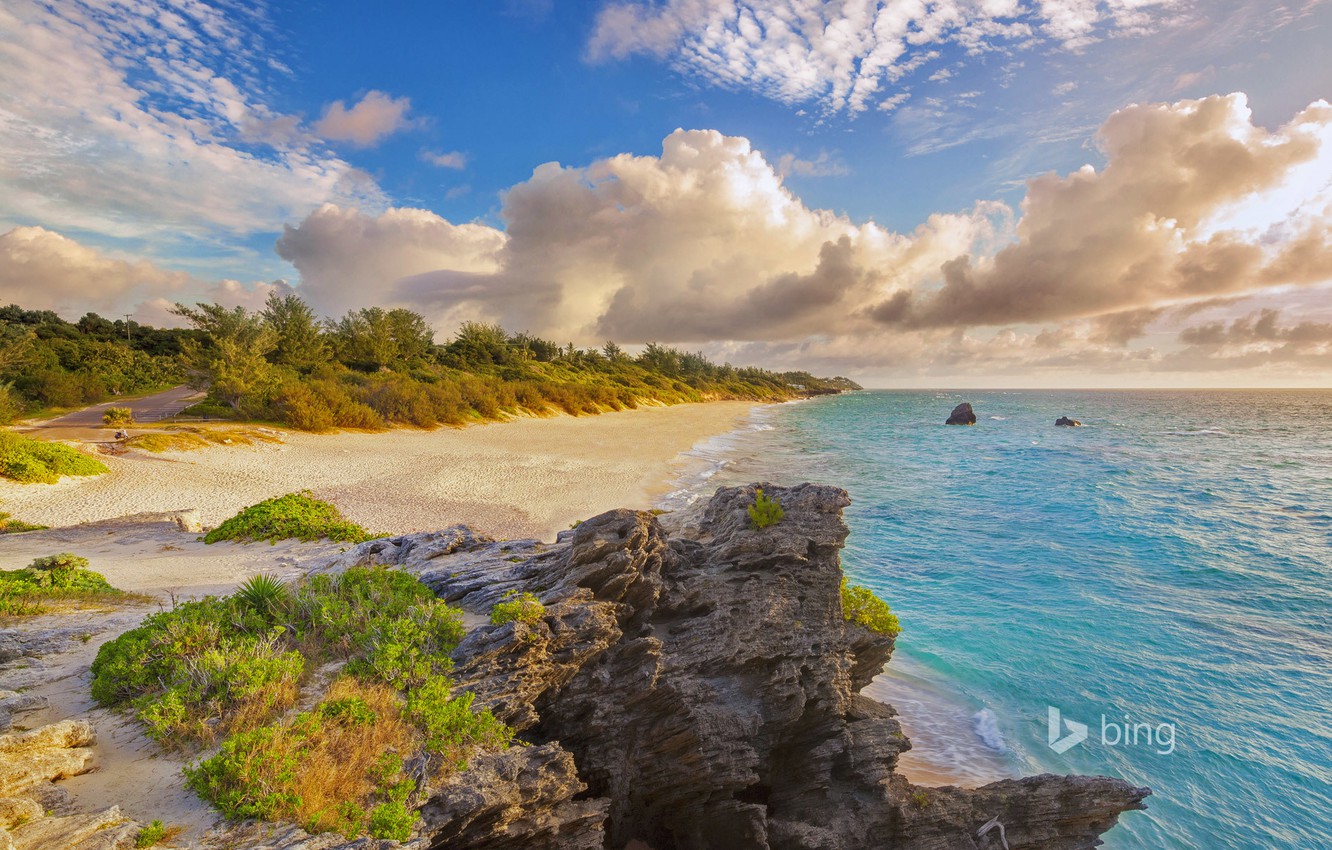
0, 400, 763, 542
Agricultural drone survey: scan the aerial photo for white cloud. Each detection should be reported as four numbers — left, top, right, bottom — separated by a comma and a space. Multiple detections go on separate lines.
316, 91, 416, 148
0, 0, 386, 253
587, 0, 1187, 114
776, 150, 850, 178
422, 150, 469, 170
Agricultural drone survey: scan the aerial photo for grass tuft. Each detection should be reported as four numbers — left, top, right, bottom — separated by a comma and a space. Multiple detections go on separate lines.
0, 511, 46, 534
489, 590, 545, 627
204, 491, 374, 544
126, 425, 282, 453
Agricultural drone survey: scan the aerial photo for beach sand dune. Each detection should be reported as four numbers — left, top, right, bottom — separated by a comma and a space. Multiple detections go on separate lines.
0, 401, 759, 541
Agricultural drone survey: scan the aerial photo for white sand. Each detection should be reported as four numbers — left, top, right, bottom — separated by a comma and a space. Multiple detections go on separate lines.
0, 401, 761, 542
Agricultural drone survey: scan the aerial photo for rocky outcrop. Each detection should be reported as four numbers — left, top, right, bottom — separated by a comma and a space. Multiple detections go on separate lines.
326, 482, 1148, 849
945, 403, 977, 425
1055, 417, 1082, 427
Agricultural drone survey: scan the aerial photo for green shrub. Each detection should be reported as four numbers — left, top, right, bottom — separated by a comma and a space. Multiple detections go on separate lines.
0, 432, 108, 484
103, 406, 135, 426
748, 488, 785, 530
368, 782, 418, 841
489, 590, 544, 626
840, 577, 901, 637
0, 552, 127, 619
407, 676, 511, 769
204, 491, 374, 544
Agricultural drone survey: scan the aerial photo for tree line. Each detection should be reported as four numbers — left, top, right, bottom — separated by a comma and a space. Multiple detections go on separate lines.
0, 296, 859, 430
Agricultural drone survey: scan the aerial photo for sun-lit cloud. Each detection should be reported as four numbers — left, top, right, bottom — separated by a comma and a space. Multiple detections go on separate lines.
870, 94, 1332, 329
272, 93, 1332, 382
274, 204, 508, 320
586, 0, 1187, 114
316, 91, 417, 148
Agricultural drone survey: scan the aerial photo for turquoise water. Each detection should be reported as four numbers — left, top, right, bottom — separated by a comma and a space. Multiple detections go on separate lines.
669, 390, 1332, 849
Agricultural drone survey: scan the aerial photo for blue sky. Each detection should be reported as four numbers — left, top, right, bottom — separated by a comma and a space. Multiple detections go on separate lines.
1, 0, 1331, 385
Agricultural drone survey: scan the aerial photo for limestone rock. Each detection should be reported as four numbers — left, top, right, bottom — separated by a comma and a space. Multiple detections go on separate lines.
0, 720, 96, 797
945, 403, 977, 425
356, 482, 1150, 849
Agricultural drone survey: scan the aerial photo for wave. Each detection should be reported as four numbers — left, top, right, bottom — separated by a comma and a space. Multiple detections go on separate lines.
972, 708, 1008, 753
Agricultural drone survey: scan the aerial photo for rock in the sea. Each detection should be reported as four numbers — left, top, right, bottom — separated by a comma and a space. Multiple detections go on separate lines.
945, 402, 977, 425
332, 482, 1149, 850
1056, 416, 1083, 427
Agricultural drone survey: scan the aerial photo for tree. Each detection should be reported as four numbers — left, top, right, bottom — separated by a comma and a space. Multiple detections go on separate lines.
260, 292, 327, 372
329, 307, 435, 371
171, 303, 277, 411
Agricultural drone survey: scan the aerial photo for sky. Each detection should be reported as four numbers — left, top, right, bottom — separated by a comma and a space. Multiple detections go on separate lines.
1, 0, 1330, 387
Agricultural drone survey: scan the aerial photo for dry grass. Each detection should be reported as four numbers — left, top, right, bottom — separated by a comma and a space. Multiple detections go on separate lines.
126, 426, 283, 453
292, 679, 417, 835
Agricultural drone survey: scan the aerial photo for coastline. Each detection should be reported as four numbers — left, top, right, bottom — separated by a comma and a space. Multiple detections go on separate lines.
0, 401, 763, 542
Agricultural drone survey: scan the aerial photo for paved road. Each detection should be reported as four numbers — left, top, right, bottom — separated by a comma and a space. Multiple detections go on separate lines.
17, 385, 205, 441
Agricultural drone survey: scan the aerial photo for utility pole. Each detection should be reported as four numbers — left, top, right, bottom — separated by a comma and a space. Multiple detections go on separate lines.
123, 314, 133, 344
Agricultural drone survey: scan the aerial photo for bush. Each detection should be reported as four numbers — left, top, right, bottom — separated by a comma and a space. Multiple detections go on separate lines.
204, 491, 374, 544
0, 432, 108, 484
103, 406, 135, 426
0, 553, 128, 618
748, 488, 785, 530
489, 591, 545, 626
840, 577, 901, 637
100, 566, 510, 838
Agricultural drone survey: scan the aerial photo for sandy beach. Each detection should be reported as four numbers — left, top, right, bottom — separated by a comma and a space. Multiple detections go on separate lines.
0, 401, 760, 542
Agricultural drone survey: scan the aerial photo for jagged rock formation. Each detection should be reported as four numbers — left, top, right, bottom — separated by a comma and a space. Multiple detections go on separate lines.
317, 482, 1148, 849
1055, 417, 1083, 427
945, 403, 977, 425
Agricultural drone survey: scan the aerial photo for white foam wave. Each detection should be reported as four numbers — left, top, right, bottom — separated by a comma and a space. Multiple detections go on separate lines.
972, 708, 1008, 753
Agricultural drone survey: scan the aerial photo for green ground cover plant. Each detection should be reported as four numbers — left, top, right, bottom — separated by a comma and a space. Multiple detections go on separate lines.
0, 552, 135, 618
203, 491, 374, 544
0, 431, 107, 483
840, 577, 902, 637
92, 566, 511, 841
489, 590, 545, 626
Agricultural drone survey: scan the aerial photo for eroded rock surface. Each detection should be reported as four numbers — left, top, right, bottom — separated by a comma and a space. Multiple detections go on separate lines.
324, 482, 1149, 849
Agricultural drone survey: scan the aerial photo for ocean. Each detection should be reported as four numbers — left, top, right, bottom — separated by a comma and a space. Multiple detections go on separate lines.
663, 390, 1332, 850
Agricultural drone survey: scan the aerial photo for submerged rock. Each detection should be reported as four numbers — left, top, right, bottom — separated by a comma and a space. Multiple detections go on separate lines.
327, 482, 1149, 849
1056, 416, 1083, 427
945, 402, 977, 425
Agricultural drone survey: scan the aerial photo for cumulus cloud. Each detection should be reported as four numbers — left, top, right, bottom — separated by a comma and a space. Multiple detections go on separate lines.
1165, 307, 1332, 372
586, 0, 1183, 113
0, 0, 386, 266
275, 205, 508, 319
269, 95, 1332, 382
316, 91, 416, 147
372, 129, 1001, 341
0, 226, 194, 317
870, 94, 1332, 329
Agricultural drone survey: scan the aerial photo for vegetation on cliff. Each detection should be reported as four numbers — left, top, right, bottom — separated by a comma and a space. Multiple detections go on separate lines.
91, 565, 511, 840
840, 576, 902, 637
0, 298, 859, 429
203, 491, 376, 544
